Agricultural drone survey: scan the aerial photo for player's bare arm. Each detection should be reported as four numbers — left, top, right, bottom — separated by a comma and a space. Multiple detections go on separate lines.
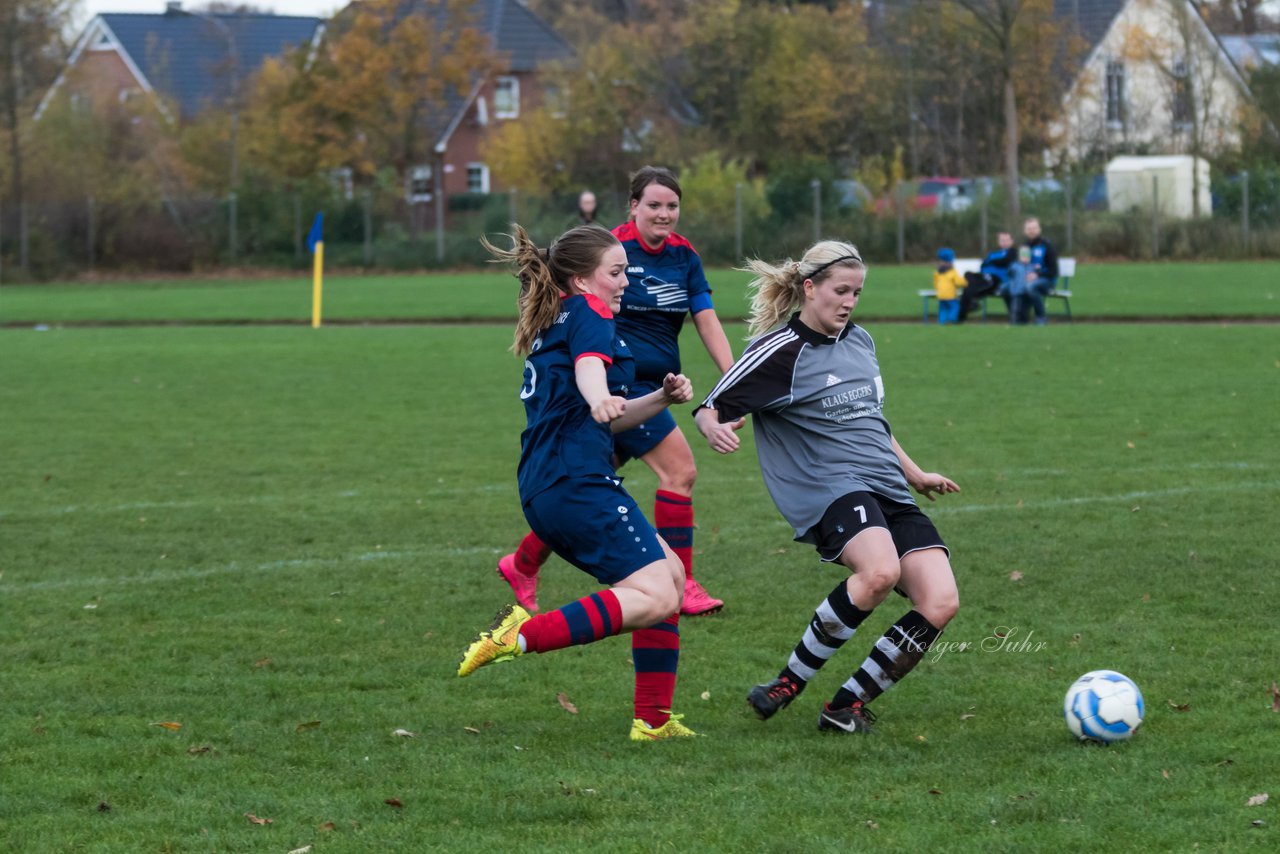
575, 357, 627, 424
611, 373, 692, 433
692, 309, 735, 374
890, 435, 959, 501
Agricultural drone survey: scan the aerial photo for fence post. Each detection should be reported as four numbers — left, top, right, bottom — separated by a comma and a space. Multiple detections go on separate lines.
1065, 172, 1074, 255
979, 183, 988, 255
811, 179, 822, 244
1151, 176, 1159, 259
363, 189, 374, 267
0, 198, 5, 285
20, 201, 29, 275
1241, 170, 1250, 249
293, 192, 303, 263
734, 182, 743, 262
228, 191, 238, 265
87, 195, 96, 271
895, 181, 906, 264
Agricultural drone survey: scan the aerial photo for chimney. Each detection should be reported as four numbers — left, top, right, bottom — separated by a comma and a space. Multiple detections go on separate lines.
166, 1, 183, 14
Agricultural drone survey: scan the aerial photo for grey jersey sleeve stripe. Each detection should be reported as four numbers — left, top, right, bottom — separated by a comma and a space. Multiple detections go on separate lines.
699, 328, 802, 422
701, 328, 797, 408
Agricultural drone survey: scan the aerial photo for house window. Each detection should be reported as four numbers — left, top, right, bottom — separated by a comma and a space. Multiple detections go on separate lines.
330, 167, 354, 200
467, 163, 490, 194
545, 82, 567, 119
475, 95, 488, 126
1172, 58, 1193, 129
1105, 59, 1126, 128
493, 76, 519, 119
407, 165, 433, 203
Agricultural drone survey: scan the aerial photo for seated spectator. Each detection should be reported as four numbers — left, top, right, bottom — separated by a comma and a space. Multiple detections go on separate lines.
999, 246, 1036, 325
1022, 217, 1059, 326
933, 247, 965, 325
959, 231, 1017, 322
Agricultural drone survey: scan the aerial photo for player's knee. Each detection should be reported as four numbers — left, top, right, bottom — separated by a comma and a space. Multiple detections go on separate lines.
661, 463, 697, 495
857, 562, 901, 598
924, 591, 960, 628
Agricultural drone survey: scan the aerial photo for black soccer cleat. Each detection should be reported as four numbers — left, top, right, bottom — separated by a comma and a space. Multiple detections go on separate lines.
747, 676, 803, 721
817, 700, 877, 734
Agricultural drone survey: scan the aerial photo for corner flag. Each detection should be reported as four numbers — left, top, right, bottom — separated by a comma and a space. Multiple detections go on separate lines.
308, 213, 324, 328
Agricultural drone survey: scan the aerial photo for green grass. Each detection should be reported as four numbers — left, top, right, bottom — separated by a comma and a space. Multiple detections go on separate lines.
1, 260, 1277, 324
2, 319, 1278, 850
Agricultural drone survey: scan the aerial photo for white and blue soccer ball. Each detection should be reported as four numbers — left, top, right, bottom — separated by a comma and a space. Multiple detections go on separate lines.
1064, 670, 1144, 743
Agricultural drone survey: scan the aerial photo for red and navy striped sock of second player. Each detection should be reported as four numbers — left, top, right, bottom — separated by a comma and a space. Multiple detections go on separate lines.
518, 590, 624, 653
632, 613, 680, 728
655, 490, 694, 581
513, 531, 552, 577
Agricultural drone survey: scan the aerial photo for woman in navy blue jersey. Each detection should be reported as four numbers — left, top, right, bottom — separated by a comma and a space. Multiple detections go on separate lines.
694, 240, 961, 735
459, 224, 700, 741
498, 167, 735, 617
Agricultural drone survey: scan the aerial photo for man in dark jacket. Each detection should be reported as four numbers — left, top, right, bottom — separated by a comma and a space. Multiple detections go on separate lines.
1023, 217, 1059, 326
958, 231, 1017, 322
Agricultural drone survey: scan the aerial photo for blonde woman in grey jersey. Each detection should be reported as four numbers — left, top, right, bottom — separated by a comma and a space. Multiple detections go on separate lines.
693, 240, 961, 734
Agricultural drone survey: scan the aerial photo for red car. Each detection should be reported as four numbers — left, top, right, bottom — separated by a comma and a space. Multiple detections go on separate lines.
874, 177, 973, 215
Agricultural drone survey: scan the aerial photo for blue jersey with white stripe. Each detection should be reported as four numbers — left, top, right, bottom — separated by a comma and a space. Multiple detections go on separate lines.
517, 293, 634, 504
612, 221, 714, 382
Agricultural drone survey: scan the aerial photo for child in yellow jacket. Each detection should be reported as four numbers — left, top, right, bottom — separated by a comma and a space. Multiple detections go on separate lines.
933, 247, 964, 325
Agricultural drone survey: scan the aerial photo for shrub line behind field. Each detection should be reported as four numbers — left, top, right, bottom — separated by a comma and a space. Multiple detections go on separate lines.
4, 314, 1279, 329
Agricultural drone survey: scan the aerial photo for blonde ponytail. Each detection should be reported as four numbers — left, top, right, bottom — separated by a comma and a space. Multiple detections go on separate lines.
743, 240, 865, 336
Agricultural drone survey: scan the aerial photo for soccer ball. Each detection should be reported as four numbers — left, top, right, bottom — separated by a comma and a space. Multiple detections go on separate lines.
1063, 670, 1144, 743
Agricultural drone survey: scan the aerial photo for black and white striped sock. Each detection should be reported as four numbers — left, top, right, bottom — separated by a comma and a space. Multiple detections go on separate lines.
833, 610, 941, 708
781, 581, 872, 686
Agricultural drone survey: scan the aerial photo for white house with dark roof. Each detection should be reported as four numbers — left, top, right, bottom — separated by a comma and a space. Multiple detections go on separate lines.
1052, 0, 1255, 159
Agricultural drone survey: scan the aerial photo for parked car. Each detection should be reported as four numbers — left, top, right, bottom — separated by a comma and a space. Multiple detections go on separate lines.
873, 177, 973, 215
1083, 174, 1108, 211
832, 179, 873, 211
916, 177, 974, 213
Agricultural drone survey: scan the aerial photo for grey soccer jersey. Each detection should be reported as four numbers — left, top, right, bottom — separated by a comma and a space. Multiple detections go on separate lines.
697, 314, 914, 541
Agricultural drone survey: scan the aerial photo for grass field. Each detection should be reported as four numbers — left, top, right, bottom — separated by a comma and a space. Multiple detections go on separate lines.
1, 259, 1278, 324
2, 308, 1278, 850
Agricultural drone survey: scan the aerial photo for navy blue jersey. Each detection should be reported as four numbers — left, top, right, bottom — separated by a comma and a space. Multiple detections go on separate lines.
612, 221, 714, 382
517, 293, 634, 504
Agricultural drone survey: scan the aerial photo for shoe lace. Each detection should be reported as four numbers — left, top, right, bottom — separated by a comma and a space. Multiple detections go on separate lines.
850, 702, 877, 724
767, 678, 799, 701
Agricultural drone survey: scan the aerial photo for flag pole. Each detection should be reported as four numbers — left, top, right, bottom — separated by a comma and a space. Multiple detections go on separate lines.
306, 212, 325, 328
311, 240, 324, 328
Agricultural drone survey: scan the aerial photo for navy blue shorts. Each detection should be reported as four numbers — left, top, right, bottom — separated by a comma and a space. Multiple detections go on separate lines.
612, 380, 679, 466
523, 475, 666, 585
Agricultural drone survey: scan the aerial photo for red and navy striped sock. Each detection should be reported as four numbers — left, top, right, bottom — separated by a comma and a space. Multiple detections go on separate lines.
655, 490, 694, 582
518, 590, 623, 653
513, 531, 552, 577
632, 613, 680, 727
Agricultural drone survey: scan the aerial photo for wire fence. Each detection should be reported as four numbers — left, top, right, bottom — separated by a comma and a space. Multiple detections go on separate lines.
2, 170, 1277, 282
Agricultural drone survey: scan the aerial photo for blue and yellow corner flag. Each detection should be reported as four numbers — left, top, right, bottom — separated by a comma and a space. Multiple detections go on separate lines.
306, 212, 324, 253
308, 212, 324, 328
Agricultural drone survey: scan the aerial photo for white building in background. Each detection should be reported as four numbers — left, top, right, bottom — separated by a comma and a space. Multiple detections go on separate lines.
1052, 0, 1255, 161
1105, 154, 1212, 217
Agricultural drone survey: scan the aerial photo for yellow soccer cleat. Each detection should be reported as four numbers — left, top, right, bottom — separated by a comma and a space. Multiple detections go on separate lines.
629, 713, 698, 742
457, 604, 530, 677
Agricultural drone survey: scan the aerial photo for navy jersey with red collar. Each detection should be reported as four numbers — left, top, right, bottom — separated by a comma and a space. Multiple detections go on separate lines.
517, 293, 634, 504
612, 221, 714, 382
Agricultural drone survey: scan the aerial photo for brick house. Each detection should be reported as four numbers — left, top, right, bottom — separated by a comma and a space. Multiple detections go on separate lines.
36, 2, 325, 122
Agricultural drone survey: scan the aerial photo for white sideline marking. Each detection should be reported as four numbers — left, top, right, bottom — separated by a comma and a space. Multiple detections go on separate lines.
0, 463, 1262, 519
930, 480, 1278, 515
0, 546, 501, 595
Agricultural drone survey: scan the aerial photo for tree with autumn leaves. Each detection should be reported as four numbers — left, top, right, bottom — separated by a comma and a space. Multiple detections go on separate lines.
243, 0, 493, 191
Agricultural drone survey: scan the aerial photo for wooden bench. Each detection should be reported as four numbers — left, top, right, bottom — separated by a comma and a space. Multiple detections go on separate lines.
917, 257, 1075, 323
